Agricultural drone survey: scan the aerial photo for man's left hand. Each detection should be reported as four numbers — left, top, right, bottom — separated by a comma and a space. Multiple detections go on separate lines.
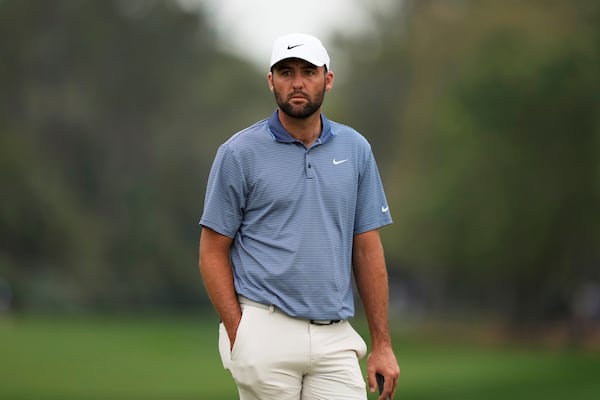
367, 346, 399, 399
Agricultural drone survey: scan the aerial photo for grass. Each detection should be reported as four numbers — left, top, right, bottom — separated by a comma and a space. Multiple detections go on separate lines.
0, 314, 599, 399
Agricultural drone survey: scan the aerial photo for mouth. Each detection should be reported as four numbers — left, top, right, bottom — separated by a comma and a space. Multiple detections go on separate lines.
289, 92, 308, 101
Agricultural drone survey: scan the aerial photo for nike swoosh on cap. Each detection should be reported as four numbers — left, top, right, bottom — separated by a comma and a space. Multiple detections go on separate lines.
287, 44, 304, 50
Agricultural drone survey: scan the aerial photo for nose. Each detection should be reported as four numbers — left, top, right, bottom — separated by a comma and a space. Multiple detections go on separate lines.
291, 72, 304, 88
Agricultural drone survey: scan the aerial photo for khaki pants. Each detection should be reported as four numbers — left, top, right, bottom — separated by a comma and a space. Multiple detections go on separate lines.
218, 297, 368, 400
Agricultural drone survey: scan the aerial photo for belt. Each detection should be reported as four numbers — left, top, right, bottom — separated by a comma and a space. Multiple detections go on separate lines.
238, 296, 342, 326
309, 319, 342, 326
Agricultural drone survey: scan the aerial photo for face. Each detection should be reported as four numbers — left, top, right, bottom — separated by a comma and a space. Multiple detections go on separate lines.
268, 59, 334, 119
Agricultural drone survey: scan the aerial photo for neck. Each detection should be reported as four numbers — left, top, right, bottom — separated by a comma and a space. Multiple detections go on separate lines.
278, 109, 322, 147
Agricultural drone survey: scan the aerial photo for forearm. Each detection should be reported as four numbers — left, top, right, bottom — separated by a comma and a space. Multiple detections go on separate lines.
199, 228, 241, 333
352, 231, 392, 350
200, 255, 241, 329
353, 230, 400, 397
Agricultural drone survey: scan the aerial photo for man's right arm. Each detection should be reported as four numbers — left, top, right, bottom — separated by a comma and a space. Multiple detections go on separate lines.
199, 226, 241, 348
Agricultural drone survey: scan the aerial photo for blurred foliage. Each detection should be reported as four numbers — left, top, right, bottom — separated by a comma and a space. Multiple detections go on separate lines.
0, 0, 273, 311
337, 0, 600, 324
1, 0, 599, 335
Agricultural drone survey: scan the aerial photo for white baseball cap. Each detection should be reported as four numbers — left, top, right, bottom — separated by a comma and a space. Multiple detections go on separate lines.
270, 33, 330, 70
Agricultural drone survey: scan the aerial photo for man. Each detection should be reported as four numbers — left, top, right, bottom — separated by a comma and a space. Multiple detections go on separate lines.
199, 32, 399, 400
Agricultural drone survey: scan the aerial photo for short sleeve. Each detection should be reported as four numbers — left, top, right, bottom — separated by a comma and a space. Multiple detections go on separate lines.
199, 144, 246, 238
354, 150, 392, 234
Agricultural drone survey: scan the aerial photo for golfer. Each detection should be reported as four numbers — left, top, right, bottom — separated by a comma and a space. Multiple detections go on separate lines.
199, 32, 399, 400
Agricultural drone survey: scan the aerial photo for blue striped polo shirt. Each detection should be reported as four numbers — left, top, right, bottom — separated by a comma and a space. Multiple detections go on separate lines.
200, 110, 392, 320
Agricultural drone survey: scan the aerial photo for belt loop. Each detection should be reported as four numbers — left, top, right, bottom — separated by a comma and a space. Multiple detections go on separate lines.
268, 304, 275, 314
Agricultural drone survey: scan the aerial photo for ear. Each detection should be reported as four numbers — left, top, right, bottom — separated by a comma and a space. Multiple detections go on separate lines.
267, 72, 274, 92
325, 71, 334, 92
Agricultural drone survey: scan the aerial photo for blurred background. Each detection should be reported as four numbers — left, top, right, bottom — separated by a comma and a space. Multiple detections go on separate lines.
1, 0, 599, 398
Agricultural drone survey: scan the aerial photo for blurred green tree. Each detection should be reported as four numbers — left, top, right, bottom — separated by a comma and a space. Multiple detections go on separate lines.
337, 0, 600, 325
0, 0, 272, 311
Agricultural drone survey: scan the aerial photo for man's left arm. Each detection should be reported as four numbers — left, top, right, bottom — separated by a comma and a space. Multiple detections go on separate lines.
353, 229, 400, 399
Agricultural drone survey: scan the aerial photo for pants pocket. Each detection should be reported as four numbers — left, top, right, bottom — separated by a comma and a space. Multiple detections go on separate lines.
218, 322, 232, 370
348, 323, 368, 359
218, 305, 250, 370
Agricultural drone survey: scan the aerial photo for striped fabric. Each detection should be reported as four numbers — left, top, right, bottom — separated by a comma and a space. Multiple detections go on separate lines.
200, 110, 392, 320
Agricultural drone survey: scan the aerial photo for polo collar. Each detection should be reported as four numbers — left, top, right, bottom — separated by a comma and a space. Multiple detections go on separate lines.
268, 109, 335, 145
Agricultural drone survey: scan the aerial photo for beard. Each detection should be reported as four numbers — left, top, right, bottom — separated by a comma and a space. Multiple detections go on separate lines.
273, 84, 326, 119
